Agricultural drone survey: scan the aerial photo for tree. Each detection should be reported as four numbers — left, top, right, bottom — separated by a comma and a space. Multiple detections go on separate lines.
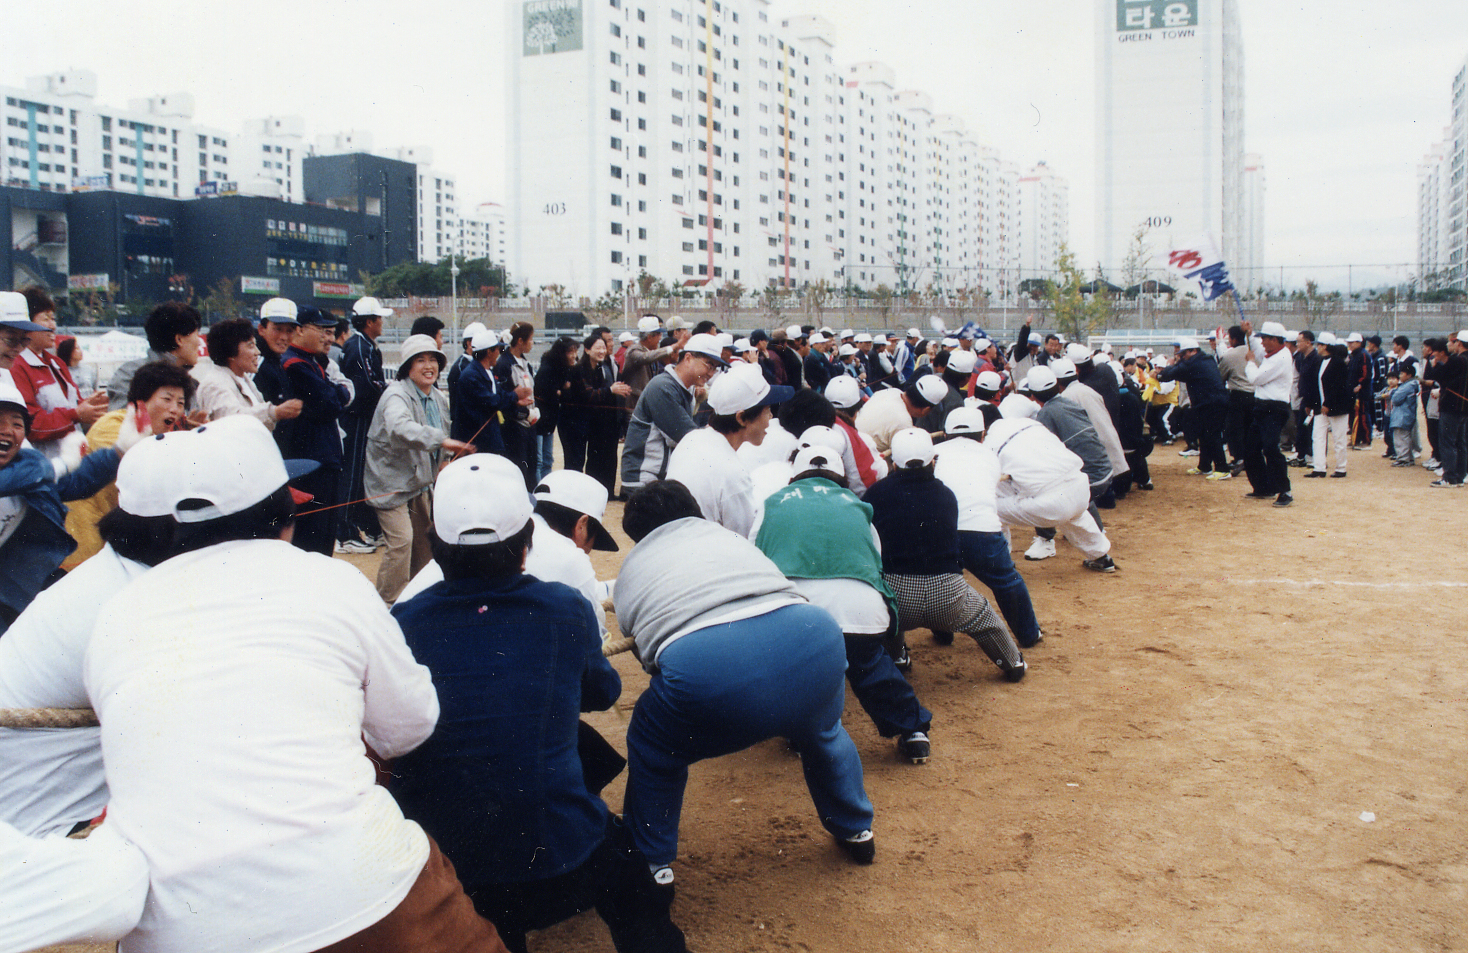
368, 258, 506, 298
198, 277, 244, 323
1043, 245, 1114, 342
872, 284, 895, 323
538, 283, 568, 308
805, 279, 830, 323
759, 284, 783, 323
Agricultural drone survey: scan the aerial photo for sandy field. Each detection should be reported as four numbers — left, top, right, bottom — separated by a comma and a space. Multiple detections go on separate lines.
39, 443, 1467, 953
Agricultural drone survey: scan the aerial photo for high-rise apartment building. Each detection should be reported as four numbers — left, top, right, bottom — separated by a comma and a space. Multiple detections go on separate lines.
1016, 161, 1069, 281
459, 201, 509, 264
1418, 57, 1466, 291
1095, 0, 1261, 284
506, 0, 1061, 298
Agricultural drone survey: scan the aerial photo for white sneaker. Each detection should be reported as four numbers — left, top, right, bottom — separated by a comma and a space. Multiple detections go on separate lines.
1424, 458, 1440, 469
1178, 449, 1200, 457
1024, 537, 1057, 561
335, 539, 375, 555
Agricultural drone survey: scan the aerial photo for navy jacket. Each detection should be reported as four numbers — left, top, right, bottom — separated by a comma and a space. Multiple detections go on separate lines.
389, 573, 620, 887
0, 447, 119, 630
1157, 352, 1228, 409
339, 331, 385, 419
281, 346, 349, 467
864, 467, 962, 576
1319, 354, 1353, 416
803, 350, 832, 391
1295, 349, 1322, 409
451, 359, 517, 452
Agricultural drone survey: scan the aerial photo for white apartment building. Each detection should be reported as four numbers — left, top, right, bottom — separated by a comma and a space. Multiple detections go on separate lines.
459, 201, 509, 263
1095, 0, 1259, 278
506, 0, 1062, 299
391, 147, 460, 264
1418, 57, 1466, 291
234, 116, 307, 201
1015, 161, 1069, 284
1239, 152, 1265, 292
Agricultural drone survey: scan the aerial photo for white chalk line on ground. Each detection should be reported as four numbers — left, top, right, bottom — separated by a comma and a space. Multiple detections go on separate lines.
1229, 578, 1468, 590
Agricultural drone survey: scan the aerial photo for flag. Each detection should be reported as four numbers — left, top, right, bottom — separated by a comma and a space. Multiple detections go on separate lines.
1167, 235, 1236, 302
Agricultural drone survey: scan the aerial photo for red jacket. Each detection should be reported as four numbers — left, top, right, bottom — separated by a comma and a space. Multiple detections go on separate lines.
10, 348, 81, 442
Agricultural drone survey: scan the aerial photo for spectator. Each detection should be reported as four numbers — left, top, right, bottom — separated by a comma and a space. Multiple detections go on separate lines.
563, 331, 632, 495
10, 287, 106, 457
533, 336, 580, 482
192, 318, 303, 428
106, 301, 203, 410
337, 297, 391, 553
280, 308, 352, 554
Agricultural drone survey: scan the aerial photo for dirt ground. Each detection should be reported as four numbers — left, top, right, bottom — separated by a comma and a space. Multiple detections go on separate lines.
40, 444, 1468, 953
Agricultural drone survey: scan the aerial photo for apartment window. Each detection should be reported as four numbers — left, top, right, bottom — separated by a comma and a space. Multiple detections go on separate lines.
610, 51, 621, 65
611, 193, 623, 206
611, 23, 621, 36
611, 136, 623, 150
683, 242, 695, 252
638, 227, 647, 239
637, 91, 646, 103
611, 165, 622, 179
611, 108, 622, 121
611, 251, 623, 263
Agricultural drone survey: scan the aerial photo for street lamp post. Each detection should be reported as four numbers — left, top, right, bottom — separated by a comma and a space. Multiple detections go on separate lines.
449, 254, 461, 341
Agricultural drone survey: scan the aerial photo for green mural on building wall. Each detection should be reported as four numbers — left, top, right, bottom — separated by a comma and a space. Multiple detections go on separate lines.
524, 0, 584, 56
1116, 0, 1198, 31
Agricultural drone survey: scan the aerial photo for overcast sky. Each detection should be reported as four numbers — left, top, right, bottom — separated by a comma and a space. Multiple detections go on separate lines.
8, 0, 1466, 292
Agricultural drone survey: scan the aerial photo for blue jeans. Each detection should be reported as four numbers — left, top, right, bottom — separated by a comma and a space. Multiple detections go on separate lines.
844, 636, 930, 738
958, 530, 1042, 648
535, 431, 556, 483
624, 604, 873, 865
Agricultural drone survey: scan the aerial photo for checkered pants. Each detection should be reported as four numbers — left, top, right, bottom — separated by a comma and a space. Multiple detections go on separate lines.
882, 572, 1023, 671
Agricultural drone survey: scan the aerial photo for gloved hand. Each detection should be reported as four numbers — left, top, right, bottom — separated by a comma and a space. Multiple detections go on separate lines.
112, 403, 154, 457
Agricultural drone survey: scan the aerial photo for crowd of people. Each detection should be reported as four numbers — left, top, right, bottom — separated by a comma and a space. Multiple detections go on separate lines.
2, 284, 1466, 953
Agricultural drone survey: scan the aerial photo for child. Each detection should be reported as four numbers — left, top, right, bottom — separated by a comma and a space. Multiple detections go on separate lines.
1388, 364, 1421, 466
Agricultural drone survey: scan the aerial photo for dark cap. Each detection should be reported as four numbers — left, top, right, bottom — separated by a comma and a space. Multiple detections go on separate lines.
296, 307, 338, 327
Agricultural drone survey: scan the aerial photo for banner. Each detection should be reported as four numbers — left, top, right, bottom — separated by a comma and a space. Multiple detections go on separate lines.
241, 276, 280, 295
313, 281, 364, 300
1166, 235, 1236, 302
68, 273, 110, 291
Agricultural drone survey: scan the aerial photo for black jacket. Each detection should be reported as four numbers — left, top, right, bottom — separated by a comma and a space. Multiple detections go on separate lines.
1295, 349, 1322, 409
1319, 354, 1352, 416
865, 467, 961, 576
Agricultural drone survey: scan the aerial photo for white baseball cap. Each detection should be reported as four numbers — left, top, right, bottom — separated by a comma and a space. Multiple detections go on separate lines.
165, 415, 305, 524
0, 372, 28, 413
1316, 332, 1338, 345
1028, 333, 1043, 346
259, 297, 299, 324
434, 454, 533, 546
1064, 342, 1092, 364
973, 338, 993, 352
839, 328, 855, 340
908, 374, 949, 408
906, 327, 921, 338
1050, 358, 1078, 381
945, 406, 987, 435
838, 343, 858, 357
534, 469, 617, 551
948, 349, 978, 374
619, 331, 637, 344
1346, 332, 1364, 343
974, 370, 1003, 393
1027, 366, 1059, 392
0, 291, 44, 330
1175, 337, 1200, 351
1259, 321, 1289, 339
825, 375, 861, 409
732, 337, 754, 354
1456, 330, 1468, 344
462, 321, 487, 342
683, 333, 728, 366
707, 361, 794, 415
890, 428, 936, 469
471, 328, 503, 352
791, 443, 844, 480
808, 331, 830, 344
941, 337, 960, 348
798, 424, 845, 453
638, 315, 663, 334
854, 332, 873, 344
351, 296, 394, 318
784, 324, 804, 339
999, 393, 1039, 419
716, 332, 735, 350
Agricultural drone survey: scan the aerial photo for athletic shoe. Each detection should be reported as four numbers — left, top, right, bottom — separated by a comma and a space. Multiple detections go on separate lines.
1082, 555, 1117, 573
1179, 449, 1200, 457
1205, 471, 1232, 481
1382, 451, 1395, 459
1229, 461, 1246, 477
1330, 472, 1347, 478
1392, 461, 1413, 467
891, 643, 913, 673
898, 732, 931, 764
1244, 491, 1273, 499
1185, 467, 1212, 476
1001, 655, 1028, 682
1273, 493, 1293, 507
1024, 537, 1057, 561
1424, 458, 1440, 469
1288, 457, 1311, 468
837, 830, 876, 865
1139, 481, 1154, 490
1304, 471, 1327, 478
335, 539, 376, 555
930, 630, 954, 646
364, 534, 387, 548
1430, 479, 1463, 488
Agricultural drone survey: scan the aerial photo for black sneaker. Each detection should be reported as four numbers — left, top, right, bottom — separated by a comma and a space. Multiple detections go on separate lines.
891, 644, 912, 673
930, 630, 954, 646
1001, 655, 1028, 682
1330, 472, 1347, 478
1273, 493, 1293, 507
1082, 555, 1117, 573
1304, 471, 1327, 478
837, 830, 876, 865
898, 732, 930, 764
1140, 481, 1154, 490
1244, 491, 1273, 499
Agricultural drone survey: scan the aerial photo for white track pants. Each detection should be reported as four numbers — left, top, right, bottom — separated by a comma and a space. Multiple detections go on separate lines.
997, 474, 1111, 559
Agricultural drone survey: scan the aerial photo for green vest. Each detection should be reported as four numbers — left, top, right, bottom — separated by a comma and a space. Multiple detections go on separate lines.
754, 477, 898, 631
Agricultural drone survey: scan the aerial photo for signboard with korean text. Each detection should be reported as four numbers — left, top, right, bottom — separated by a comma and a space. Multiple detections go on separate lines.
240, 276, 280, 295
1116, 0, 1197, 32
312, 281, 365, 300
524, 0, 583, 56
68, 273, 111, 291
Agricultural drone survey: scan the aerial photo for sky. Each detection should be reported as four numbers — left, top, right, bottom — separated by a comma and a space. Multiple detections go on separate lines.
7, 0, 1467, 293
